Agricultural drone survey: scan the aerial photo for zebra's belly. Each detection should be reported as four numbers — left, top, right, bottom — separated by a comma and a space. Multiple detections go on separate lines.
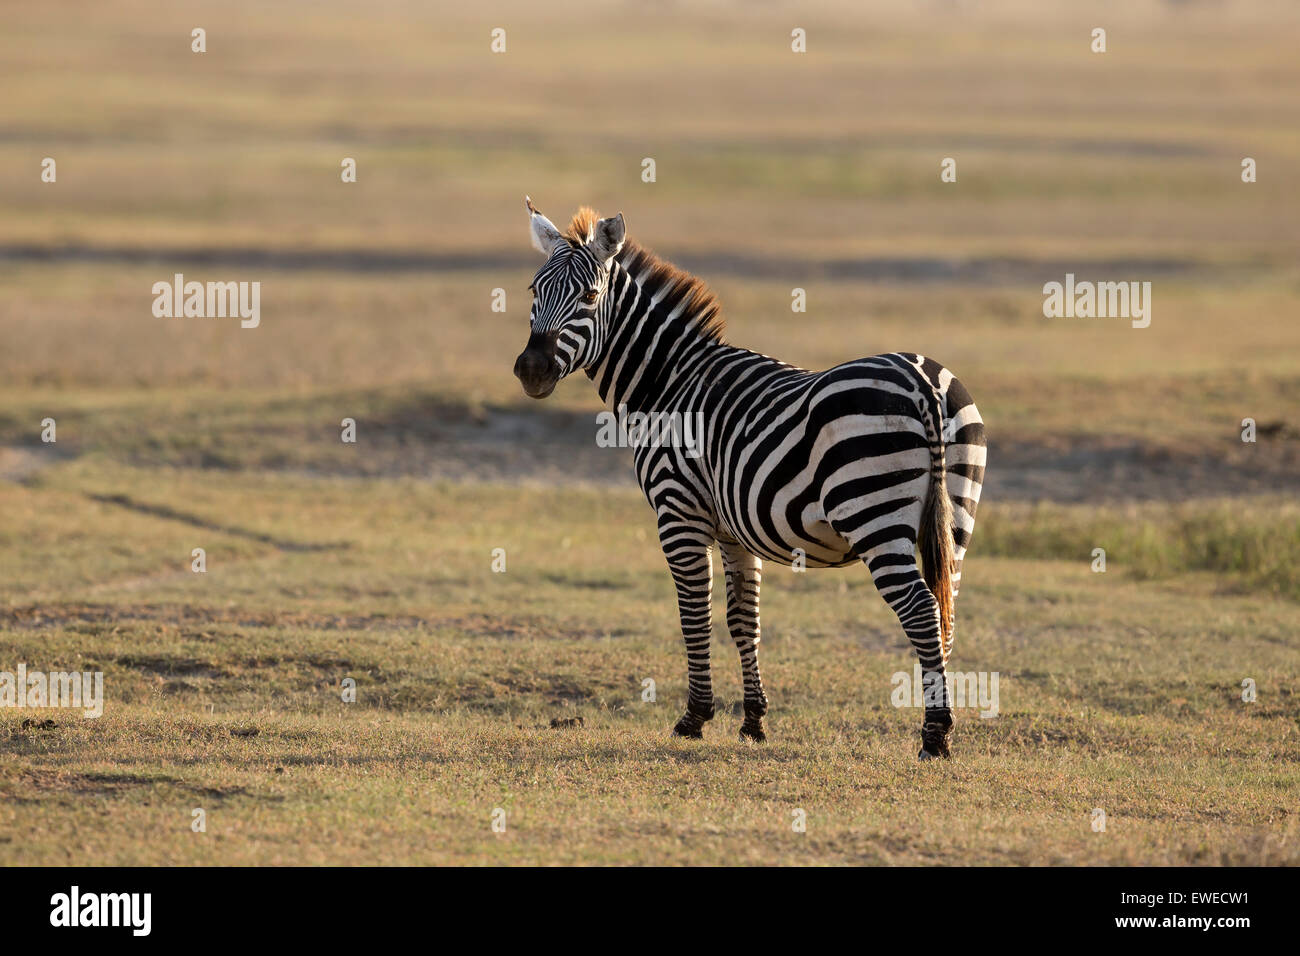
715, 508, 857, 569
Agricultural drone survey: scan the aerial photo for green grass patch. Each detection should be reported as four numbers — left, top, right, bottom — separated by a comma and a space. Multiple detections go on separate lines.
979, 499, 1300, 600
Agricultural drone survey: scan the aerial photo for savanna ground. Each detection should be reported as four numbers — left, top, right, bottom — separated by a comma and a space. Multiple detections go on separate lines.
1, 0, 1297, 865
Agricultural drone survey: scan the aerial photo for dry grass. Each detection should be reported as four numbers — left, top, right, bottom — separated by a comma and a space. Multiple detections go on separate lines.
2, 465, 1296, 865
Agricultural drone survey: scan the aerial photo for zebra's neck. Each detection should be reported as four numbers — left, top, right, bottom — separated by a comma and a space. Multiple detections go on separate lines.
587, 246, 728, 413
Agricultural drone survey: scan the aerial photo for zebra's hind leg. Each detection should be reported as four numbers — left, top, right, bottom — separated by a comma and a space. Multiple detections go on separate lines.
658, 517, 717, 739
838, 530, 953, 759
874, 554, 952, 759
718, 539, 768, 742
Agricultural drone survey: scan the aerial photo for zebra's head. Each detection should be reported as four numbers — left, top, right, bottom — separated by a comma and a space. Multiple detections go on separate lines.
513, 196, 625, 399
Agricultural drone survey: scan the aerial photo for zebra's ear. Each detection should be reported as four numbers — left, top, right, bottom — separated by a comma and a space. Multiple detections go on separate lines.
590, 213, 626, 264
526, 196, 565, 256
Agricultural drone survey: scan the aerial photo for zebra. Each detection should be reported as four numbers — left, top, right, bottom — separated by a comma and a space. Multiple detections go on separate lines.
512, 198, 987, 759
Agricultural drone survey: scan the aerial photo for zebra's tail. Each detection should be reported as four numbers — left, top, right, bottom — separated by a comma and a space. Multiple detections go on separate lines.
918, 396, 956, 654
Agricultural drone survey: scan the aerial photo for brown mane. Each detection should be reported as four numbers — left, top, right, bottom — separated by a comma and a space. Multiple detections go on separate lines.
566, 207, 600, 245
565, 206, 726, 343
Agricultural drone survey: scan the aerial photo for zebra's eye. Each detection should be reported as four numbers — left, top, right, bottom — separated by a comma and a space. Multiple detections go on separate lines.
581, 290, 598, 304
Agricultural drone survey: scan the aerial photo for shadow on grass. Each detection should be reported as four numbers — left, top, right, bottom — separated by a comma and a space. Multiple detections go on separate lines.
87, 492, 350, 552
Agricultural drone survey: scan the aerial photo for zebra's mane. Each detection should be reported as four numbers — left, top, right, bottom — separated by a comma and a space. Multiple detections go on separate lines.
566, 207, 725, 344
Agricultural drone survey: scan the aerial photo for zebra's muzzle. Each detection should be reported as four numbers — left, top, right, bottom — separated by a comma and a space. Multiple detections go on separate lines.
513, 332, 560, 399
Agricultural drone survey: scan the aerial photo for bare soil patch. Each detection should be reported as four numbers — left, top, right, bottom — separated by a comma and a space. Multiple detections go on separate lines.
309, 404, 1300, 503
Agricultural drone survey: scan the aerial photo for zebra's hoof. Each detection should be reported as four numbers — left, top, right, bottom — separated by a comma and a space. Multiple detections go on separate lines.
739, 719, 766, 742
672, 718, 705, 739
918, 739, 951, 760
919, 717, 952, 760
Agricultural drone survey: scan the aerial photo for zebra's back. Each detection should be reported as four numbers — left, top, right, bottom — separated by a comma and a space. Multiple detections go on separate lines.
643, 350, 985, 570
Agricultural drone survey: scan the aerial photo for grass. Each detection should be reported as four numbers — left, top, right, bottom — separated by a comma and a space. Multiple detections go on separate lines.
1, 464, 1297, 864
2, 1, 1298, 261
979, 500, 1300, 600
3, 266, 1299, 451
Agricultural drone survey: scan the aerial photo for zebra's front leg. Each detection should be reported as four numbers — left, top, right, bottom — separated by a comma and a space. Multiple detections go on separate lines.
719, 539, 768, 742
660, 521, 717, 739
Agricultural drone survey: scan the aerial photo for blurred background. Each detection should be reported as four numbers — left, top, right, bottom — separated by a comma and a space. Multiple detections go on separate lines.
1, 0, 1297, 488
4, 0, 1300, 588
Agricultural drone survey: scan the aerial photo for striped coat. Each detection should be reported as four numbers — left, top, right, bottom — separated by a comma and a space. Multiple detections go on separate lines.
514, 200, 986, 758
